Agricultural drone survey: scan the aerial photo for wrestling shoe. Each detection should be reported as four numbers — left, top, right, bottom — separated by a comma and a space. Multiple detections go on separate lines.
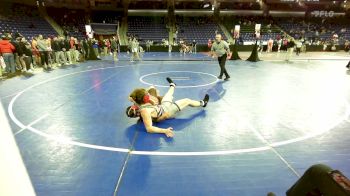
166, 77, 176, 87
202, 94, 209, 107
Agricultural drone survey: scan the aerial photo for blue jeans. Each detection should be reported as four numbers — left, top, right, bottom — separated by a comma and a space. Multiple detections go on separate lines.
3, 53, 15, 73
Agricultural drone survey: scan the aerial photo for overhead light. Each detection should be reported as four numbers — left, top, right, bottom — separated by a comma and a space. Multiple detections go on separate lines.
203, 3, 210, 8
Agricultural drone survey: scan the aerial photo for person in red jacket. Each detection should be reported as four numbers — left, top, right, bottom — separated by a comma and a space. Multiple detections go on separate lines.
0, 35, 16, 75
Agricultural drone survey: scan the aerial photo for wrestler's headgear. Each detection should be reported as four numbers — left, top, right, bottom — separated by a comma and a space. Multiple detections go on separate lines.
126, 105, 140, 118
143, 93, 150, 103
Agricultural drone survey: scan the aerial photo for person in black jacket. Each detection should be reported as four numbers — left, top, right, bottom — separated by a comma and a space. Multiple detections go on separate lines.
10, 35, 22, 71
16, 37, 26, 72
110, 36, 118, 61
82, 39, 89, 59
52, 37, 66, 66
61, 37, 72, 64
285, 38, 295, 62
19, 37, 34, 72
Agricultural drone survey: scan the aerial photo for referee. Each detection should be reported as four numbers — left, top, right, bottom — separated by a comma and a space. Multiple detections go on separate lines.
211, 34, 231, 81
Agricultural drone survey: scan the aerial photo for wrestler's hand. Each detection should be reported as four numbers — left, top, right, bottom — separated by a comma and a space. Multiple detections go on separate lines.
164, 127, 174, 138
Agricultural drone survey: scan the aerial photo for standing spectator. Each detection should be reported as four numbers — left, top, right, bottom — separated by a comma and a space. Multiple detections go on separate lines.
277, 36, 282, 52
0, 35, 16, 75
210, 34, 230, 81
116, 36, 120, 54
82, 38, 89, 59
110, 36, 118, 61
146, 40, 151, 52
105, 39, 111, 55
16, 37, 27, 72
127, 37, 132, 54
73, 38, 81, 62
52, 37, 66, 66
192, 40, 197, 54
207, 39, 212, 51
63, 37, 72, 64
267, 38, 273, 53
92, 39, 99, 58
295, 39, 302, 56
87, 38, 99, 60
69, 37, 77, 63
130, 37, 140, 62
47, 37, 54, 65
19, 37, 34, 72
286, 38, 295, 62
37, 35, 51, 70
10, 36, 22, 71
323, 41, 328, 51
101, 39, 107, 56
31, 37, 40, 67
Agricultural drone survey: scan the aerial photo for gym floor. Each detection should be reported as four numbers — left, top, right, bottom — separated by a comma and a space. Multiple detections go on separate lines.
1, 52, 350, 196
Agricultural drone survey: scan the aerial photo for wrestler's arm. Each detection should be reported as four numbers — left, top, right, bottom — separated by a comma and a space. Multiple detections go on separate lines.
140, 110, 174, 137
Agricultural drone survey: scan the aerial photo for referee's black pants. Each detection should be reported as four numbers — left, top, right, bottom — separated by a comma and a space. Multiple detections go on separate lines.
218, 53, 230, 78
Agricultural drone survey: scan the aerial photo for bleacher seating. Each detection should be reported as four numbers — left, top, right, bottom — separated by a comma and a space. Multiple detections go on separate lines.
277, 18, 350, 44
176, 17, 225, 44
47, 8, 86, 40
127, 17, 168, 42
223, 17, 283, 42
0, 5, 57, 40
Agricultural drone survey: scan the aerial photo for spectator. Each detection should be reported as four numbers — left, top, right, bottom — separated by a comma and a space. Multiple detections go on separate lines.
63, 37, 72, 64
192, 40, 197, 54
285, 38, 295, 62
296, 39, 302, 56
277, 38, 282, 52
9, 35, 22, 71
207, 39, 212, 51
16, 37, 28, 71
31, 37, 40, 66
110, 36, 118, 61
267, 38, 273, 53
105, 39, 111, 55
69, 37, 77, 63
0, 35, 16, 75
92, 38, 99, 58
146, 40, 151, 52
73, 38, 80, 62
47, 37, 54, 65
19, 37, 34, 72
130, 37, 140, 62
82, 38, 89, 59
52, 37, 66, 66
37, 34, 52, 70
